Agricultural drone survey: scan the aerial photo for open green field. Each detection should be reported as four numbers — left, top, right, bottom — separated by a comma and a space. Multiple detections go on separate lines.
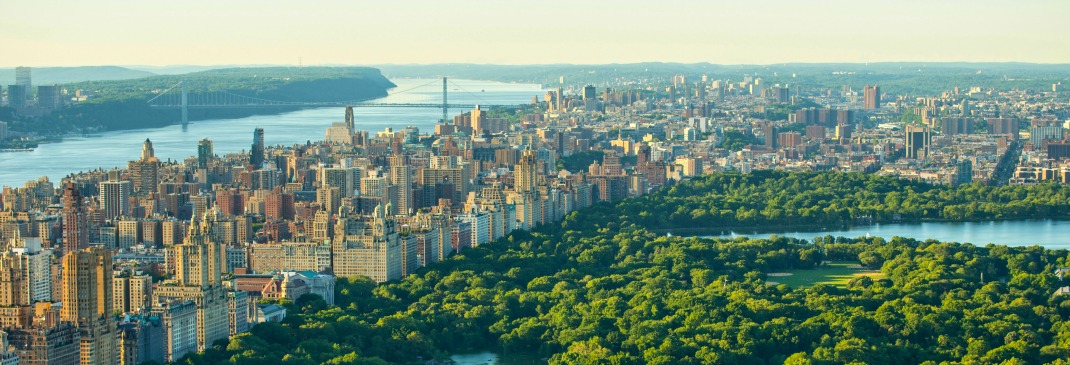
767, 261, 884, 288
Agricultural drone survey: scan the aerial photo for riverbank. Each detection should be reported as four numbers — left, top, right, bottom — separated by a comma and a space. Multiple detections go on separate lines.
0, 78, 547, 187
6, 67, 395, 138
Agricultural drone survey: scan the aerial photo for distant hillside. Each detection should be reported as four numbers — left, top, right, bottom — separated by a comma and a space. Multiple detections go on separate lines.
124, 64, 280, 75
10, 66, 395, 134
0, 66, 156, 85
376, 62, 1070, 95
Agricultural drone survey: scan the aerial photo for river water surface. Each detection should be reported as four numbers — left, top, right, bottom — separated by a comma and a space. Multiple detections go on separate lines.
0, 78, 545, 187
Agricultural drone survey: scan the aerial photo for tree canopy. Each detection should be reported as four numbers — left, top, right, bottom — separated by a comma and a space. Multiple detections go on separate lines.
187, 171, 1070, 365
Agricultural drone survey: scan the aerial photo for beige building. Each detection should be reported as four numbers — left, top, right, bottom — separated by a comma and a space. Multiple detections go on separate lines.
248, 242, 331, 273
331, 204, 402, 283
61, 248, 118, 365
152, 212, 229, 352
112, 271, 152, 315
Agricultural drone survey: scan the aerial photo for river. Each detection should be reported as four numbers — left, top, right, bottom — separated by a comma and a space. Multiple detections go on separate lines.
0, 78, 546, 188
707, 219, 1070, 249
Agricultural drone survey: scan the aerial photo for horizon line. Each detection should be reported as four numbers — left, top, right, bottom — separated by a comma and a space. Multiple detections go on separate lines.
3, 60, 1070, 69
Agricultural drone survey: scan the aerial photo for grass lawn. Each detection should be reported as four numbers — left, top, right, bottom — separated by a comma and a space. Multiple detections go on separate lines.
767, 261, 884, 288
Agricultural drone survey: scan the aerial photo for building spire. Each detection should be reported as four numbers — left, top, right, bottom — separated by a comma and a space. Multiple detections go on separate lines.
141, 138, 155, 161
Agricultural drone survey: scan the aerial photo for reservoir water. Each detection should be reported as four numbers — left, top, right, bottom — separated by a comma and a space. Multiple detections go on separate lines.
0, 78, 546, 188
709, 219, 1070, 249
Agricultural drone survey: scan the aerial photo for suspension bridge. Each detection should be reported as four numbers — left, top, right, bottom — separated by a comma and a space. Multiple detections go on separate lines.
147, 77, 523, 125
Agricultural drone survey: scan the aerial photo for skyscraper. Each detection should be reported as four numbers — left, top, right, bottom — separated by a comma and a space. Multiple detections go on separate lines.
5, 85, 26, 109
582, 85, 597, 100
905, 125, 931, 159
37, 85, 62, 110
99, 180, 132, 220
14, 67, 30, 89
62, 182, 89, 256
389, 155, 412, 216
764, 125, 778, 149
0, 232, 47, 309
515, 149, 537, 193
197, 139, 214, 169
344, 106, 355, 133
152, 212, 229, 351
61, 247, 118, 365
470, 106, 485, 136
128, 139, 160, 195
250, 128, 265, 169
864, 85, 881, 110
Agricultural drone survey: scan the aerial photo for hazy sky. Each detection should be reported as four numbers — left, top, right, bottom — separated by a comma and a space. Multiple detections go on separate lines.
2, 0, 1068, 67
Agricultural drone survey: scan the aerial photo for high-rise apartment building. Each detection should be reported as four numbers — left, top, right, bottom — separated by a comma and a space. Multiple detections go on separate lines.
344, 106, 355, 133
905, 125, 931, 159
14, 67, 31, 89
214, 189, 244, 217
61, 247, 118, 365
197, 139, 214, 169
360, 174, 389, 202
987, 117, 1019, 138
764, 125, 778, 149
863, 85, 881, 110
940, 117, 972, 136
62, 182, 89, 256
250, 128, 265, 169
514, 149, 538, 193
316, 186, 341, 216
152, 212, 229, 352
6, 85, 27, 109
117, 220, 141, 250
470, 106, 486, 136
320, 167, 361, 197
264, 188, 294, 221
582, 85, 597, 100
37, 85, 63, 110
128, 139, 160, 195
3, 233, 53, 305
99, 180, 132, 220
389, 156, 412, 215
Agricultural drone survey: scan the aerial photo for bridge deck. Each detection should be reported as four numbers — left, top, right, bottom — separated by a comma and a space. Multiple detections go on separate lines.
149, 103, 518, 109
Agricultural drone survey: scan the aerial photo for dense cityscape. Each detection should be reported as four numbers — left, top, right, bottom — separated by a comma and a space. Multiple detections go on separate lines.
0, 63, 1069, 364
2, 1, 1070, 364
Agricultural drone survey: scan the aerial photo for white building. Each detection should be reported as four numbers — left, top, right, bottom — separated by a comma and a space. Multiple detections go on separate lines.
280, 271, 336, 306
458, 212, 490, 247
10, 236, 52, 303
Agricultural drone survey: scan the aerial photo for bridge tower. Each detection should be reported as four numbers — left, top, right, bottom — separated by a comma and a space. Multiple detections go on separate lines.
181, 81, 188, 126
442, 77, 448, 123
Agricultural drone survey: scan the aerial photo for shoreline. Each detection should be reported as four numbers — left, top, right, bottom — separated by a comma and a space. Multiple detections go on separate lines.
657, 217, 1070, 236
3, 76, 536, 148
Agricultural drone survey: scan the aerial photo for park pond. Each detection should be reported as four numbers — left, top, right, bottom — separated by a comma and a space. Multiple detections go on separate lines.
704, 219, 1070, 249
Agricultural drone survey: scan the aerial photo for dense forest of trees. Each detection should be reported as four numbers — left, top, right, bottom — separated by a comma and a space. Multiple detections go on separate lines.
623, 171, 1070, 231
177, 172, 1070, 365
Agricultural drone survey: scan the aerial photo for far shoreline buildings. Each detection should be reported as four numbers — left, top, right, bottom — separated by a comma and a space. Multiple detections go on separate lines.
0, 67, 1067, 364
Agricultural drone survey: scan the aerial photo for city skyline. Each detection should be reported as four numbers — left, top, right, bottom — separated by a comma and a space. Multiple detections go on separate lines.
3, 0, 1070, 67
3, 1, 1070, 363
